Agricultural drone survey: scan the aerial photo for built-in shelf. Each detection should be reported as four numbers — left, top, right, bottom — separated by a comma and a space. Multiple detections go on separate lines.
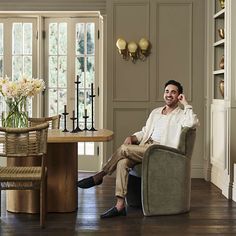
213, 3, 225, 100
214, 39, 225, 47
213, 69, 224, 75
214, 8, 225, 19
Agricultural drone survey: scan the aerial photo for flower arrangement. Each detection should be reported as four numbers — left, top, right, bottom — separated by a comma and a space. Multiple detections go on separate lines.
0, 75, 45, 128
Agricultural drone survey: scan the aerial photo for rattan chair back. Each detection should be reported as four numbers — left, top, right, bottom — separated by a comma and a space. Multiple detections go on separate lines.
0, 122, 49, 228
28, 114, 61, 129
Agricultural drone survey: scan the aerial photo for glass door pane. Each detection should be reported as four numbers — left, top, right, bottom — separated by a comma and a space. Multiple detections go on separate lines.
48, 22, 67, 121
0, 18, 37, 119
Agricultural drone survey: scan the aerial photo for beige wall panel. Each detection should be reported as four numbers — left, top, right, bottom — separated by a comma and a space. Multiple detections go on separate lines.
157, 3, 192, 101
113, 3, 149, 101
107, 0, 205, 178
113, 108, 149, 150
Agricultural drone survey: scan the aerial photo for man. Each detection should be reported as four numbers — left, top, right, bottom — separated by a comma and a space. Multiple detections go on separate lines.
78, 80, 199, 219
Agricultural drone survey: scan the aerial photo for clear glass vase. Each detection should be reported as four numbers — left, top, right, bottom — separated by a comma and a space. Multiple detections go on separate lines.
2, 97, 28, 128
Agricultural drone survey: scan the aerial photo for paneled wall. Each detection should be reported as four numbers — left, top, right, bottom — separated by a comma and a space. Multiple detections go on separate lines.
107, 0, 205, 177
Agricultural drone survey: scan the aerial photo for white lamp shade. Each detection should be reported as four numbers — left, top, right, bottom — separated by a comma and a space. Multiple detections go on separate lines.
116, 38, 127, 50
138, 38, 149, 50
128, 41, 138, 53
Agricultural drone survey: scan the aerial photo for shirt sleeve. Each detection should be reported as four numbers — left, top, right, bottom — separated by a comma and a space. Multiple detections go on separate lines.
132, 109, 156, 143
133, 122, 148, 143
181, 105, 200, 128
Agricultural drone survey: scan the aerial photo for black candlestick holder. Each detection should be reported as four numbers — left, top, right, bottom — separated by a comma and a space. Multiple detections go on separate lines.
62, 105, 69, 132
62, 111, 69, 132
74, 75, 82, 132
83, 114, 89, 131
70, 111, 77, 133
89, 83, 97, 131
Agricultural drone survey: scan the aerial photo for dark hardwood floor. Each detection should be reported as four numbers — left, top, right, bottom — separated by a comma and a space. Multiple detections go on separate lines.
1, 173, 236, 235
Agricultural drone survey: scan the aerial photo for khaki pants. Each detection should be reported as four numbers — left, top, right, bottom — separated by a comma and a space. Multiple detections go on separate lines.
102, 142, 156, 198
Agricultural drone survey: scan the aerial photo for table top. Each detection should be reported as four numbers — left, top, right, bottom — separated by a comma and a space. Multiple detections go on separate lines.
47, 129, 114, 143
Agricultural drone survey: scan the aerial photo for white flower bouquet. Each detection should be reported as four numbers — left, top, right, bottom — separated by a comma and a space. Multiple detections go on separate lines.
0, 75, 45, 128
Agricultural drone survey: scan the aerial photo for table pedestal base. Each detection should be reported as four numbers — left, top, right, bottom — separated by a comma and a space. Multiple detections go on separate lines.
7, 143, 78, 213
47, 143, 78, 212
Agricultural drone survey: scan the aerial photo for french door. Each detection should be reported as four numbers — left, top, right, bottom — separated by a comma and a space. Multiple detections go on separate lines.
44, 16, 102, 171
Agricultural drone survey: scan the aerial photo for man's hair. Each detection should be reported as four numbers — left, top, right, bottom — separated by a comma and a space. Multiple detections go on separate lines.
164, 80, 183, 94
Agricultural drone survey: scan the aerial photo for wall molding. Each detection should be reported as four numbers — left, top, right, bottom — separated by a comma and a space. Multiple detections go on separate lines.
0, 0, 107, 14
112, 1, 150, 102
191, 163, 204, 178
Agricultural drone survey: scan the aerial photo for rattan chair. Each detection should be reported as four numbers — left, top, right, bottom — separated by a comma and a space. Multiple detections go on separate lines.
0, 122, 49, 228
28, 115, 61, 129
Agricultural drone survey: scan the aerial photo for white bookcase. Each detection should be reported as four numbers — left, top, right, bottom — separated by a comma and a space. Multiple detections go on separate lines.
209, 0, 236, 200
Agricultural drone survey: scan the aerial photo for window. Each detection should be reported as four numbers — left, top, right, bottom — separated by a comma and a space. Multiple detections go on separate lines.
0, 18, 37, 118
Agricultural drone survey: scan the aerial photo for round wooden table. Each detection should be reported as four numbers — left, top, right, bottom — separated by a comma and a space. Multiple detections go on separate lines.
7, 129, 113, 213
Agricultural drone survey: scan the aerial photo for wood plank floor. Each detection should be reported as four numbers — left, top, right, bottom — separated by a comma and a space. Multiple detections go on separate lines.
1, 174, 236, 235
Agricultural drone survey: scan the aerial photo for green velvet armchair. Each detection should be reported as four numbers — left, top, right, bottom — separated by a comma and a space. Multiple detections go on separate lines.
126, 127, 196, 216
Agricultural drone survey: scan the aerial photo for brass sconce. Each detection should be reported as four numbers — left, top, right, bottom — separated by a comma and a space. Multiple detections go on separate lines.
116, 38, 127, 59
127, 41, 138, 62
139, 38, 150, 57
116, 37, 151, 63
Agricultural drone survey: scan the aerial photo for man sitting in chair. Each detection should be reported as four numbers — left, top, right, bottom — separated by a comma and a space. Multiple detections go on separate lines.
78, 80, 199, 219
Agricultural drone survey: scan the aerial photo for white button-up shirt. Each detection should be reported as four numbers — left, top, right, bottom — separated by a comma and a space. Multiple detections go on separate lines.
133, 105, 199, 148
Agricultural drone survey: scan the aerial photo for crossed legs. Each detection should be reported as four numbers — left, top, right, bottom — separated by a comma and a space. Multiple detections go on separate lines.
77, 143, 150, 218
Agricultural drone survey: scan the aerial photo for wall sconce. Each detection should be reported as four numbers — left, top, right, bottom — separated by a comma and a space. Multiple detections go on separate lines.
127, 41, 138, 62
116, 37, 151, 63
139, 38, 150, 58
116, 38, 127, 59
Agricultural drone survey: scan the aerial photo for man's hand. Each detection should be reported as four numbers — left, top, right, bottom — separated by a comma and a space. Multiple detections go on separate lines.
178, 94, 188, 106
124, 136, 132, 145
123, 135, 138, 145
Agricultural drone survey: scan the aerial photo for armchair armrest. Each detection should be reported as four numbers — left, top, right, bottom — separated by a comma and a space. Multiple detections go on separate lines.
141, 144, 191, 216
142, 144, 188, 185
144, 144, 185, 157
